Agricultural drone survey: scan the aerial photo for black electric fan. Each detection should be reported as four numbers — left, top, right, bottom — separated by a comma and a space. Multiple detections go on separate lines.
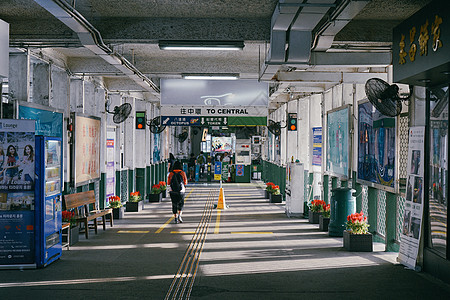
105, 102, 132, 124
177, 131, 188, 143
365, 78, 411, 117
149, 116, 167, 134
267, 119, 282, 136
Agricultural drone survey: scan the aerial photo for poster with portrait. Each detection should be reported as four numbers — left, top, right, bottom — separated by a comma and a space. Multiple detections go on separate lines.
326, 105, 350, 179
0, 119, 36, 266
73, 114, 100, 187
398, 126, 425, 270
357, 100, 397, 192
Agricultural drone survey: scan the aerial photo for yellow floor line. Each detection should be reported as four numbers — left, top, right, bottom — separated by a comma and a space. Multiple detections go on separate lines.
155, 189, 194, 234
230, 232, 273, 234
117, 230, 150, 234
214, 210, 221, 234
170, 231, 196, 234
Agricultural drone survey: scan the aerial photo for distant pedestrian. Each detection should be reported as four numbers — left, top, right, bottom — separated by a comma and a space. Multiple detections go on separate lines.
168, 161, 188, 223
188, 153, 196, 181
196, 151, 206, 177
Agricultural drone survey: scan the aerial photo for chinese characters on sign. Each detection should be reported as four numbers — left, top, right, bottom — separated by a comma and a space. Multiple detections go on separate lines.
399, 15, 443, 64
75, 116, 100, 185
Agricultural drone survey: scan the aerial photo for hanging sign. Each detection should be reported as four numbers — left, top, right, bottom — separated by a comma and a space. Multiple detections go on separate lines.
161, 106, 267, 117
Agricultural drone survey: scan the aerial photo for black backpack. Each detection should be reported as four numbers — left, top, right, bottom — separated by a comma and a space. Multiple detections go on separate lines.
170, 172, 184, 192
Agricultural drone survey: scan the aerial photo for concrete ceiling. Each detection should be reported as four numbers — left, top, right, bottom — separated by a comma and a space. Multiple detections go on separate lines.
1, 0, 433, 103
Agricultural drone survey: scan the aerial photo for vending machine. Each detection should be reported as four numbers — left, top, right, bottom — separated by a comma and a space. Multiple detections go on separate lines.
34, 136, 63, 267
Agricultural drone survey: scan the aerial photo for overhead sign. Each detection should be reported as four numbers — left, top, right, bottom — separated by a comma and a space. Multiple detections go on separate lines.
161, 106, 267, 117
161, 79, 268, 106
161, 116, 200, 126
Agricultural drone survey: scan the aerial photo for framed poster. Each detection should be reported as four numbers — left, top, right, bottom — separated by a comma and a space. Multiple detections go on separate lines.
326, 105, 351, 179
311, 127, 322, 166
357, 100, 397, 192
71, 114, 101, 187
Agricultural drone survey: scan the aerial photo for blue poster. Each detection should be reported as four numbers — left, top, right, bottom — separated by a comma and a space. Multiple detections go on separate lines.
312, 127, 322, 166
19, 105, 63, 138
153, 133, 160, 163
357, 101, 396, 189
326, 106, 350, 178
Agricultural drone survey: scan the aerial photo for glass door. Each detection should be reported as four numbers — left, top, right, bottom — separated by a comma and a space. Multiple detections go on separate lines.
428, 85, 449, 258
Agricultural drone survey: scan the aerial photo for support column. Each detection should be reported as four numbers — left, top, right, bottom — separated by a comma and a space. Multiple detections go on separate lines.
367, 187, 378, 235
385, 192, 399, 252
323, 175, 329, 204
136, 168, 146, 200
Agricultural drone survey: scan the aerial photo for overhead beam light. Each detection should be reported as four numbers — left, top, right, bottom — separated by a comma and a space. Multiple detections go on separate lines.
159, 40, 244, 51
182, 73, 239, 80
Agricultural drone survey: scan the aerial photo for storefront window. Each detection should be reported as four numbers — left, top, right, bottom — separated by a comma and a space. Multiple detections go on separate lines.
428, 85, 448, 257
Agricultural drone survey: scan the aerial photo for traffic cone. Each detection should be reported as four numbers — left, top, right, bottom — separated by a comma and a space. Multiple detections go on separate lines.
217, 187, 227, 209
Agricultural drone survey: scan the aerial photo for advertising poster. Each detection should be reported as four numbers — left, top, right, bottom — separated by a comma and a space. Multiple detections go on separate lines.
74, 115, 100, 186
153, 133, 160, 163
214, 162, 222, 181
0, 119, 36, 266
106, 131, 115, 199
357, 101, 396, 190
326, 106, 350, 178
19, 104, 63, 138
212, 137, 232, 152
312, 127, 322, 166
398, 127, 425, 270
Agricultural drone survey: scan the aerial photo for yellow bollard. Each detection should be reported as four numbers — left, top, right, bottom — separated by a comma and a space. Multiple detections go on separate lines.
217, 187, 227, 209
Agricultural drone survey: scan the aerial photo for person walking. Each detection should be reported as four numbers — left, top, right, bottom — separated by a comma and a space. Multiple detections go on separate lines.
188, 153, 196, 181
196, 151, 206, 178
167, 160, 188, 223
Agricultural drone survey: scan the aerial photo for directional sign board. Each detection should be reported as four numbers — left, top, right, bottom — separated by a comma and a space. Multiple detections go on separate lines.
200, 117, 228, 126
161, 116, 200, 126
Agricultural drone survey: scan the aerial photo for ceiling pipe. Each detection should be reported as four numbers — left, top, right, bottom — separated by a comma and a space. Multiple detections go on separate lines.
33, 0, 160, 95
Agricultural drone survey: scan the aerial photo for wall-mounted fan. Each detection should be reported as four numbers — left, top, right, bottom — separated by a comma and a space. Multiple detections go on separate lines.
365, 78, 412, 117
105, 102, 132, 124
177, 131, 188, 143
267, 119, 284, 136
149, 116, 167, 134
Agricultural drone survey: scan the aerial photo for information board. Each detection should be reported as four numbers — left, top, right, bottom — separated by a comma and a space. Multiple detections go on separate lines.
326, 105, 350, 179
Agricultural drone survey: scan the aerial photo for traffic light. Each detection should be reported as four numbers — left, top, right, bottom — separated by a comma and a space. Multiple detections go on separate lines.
136, 111, 146, 129
288, 113, 297, 131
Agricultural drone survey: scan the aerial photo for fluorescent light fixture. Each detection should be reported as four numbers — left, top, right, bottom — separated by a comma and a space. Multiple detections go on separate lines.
182, 73, 239, 80
159, 40, 244, 51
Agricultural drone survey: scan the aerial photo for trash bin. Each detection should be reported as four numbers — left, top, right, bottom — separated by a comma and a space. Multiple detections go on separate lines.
328, 187, 356, 237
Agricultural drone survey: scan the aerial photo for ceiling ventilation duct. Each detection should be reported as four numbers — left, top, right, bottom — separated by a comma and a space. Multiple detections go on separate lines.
261, 0, 370, 81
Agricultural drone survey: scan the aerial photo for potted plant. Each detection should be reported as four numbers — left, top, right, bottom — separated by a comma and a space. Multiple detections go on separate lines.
107, 195, 124, 219
126, 191, 143, 212
148, 184, 162, 202
308, 199, 325, 224
159, 181, 167, 198
319, 203, 331, 231
62, 210, 79, 246
269, 185, 282, 203
343, 211, 373, 252
265, 182, 275, 199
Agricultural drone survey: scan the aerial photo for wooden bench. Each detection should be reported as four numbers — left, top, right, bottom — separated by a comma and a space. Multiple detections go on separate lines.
63, 190, 113, 239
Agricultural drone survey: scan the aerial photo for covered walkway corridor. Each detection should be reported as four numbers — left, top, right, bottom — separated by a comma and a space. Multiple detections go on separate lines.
1, 183, 449, 299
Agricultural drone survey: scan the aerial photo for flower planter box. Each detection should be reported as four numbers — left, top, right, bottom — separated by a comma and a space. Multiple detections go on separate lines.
161, 190, 167, 198
308, 211, 322, 224
112, 207, 125, 219
270, 193, 282, 203
319, 215, 330, 231
265, 190, 270, 199
126, 201, 143, 212
148, 193, 162, 203
343, 230, 373, 252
